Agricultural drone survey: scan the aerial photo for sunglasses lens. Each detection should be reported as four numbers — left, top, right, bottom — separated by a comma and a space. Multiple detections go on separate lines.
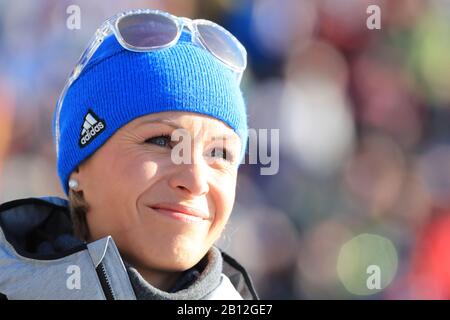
117, 13, 178, 48
197, 23, 246, 71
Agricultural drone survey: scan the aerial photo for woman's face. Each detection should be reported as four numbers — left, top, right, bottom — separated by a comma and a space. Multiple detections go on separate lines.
71, 111, 241, 272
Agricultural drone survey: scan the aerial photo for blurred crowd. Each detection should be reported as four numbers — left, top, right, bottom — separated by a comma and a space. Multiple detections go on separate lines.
1, 0, 450, 299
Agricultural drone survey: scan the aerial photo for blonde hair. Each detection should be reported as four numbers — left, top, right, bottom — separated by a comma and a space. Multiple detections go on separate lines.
68, 189, 90, 241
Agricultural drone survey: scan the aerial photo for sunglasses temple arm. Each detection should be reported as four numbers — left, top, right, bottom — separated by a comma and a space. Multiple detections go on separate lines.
237, 72, 244, 86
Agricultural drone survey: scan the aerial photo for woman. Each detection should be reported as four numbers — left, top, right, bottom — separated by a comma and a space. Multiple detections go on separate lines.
0, 9, 257, 300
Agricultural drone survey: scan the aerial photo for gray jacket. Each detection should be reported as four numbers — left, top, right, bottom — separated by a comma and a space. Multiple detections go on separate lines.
0, 197, 258, 300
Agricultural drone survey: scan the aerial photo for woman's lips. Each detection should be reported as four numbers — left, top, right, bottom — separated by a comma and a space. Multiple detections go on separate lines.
148, 203, 209, 223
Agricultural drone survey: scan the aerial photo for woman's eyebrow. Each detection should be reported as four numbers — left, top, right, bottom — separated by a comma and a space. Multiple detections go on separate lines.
137, 119, 239, 142
136, 118, 182, 129
210, 134, 240, 142
208, 135, 241, 151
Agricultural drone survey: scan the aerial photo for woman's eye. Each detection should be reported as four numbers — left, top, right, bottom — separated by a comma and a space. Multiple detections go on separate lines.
145, 135, 172, 148
209, 147, 233, 162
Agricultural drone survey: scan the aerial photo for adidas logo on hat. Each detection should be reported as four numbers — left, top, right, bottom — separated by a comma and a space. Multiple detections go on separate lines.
79, 109, 106, 148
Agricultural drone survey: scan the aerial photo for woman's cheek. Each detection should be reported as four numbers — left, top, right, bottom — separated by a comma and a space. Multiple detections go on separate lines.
119, 157, 159, 187
221, 174, 237, 209
210, 181, 235, 236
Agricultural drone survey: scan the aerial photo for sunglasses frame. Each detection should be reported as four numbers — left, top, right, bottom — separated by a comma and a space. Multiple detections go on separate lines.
55, 9, 247, 156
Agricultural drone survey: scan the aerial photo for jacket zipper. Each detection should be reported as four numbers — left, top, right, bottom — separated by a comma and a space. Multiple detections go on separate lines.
96, 262, 115, 300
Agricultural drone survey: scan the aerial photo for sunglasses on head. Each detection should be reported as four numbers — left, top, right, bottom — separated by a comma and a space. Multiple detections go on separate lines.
54, 9, 247, 156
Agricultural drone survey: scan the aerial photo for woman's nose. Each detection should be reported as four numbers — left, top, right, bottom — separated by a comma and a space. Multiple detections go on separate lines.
169, 160, 210, 196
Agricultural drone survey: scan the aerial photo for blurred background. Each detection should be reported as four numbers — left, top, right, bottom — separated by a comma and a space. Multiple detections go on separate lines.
1, 0, 450, 299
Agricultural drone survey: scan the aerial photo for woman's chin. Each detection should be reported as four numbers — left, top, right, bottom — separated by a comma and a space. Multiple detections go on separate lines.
120, 227, 211, 271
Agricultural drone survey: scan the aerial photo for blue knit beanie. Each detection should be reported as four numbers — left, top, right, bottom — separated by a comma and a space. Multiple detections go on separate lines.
53, 30, 248, 195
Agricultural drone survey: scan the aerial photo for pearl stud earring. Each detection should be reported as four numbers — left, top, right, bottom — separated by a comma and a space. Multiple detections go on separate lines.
68, 179, 79, 190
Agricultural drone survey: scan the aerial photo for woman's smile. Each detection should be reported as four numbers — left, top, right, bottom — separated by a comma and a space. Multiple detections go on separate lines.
147, 203, 210, 224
